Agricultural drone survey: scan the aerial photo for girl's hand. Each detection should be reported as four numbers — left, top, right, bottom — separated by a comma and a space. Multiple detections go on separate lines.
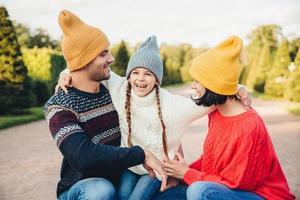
237, 86, 251, 109
55, 72, 72, 93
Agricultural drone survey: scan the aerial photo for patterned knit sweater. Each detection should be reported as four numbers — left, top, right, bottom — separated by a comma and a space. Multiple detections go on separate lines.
103, 72, 214, 177
183, 109, 295, 200
44, 84, 145, 198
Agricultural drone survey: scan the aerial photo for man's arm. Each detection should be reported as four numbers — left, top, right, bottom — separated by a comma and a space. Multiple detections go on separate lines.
46, 107, 145, 173
45, 107, 167, 190
60, 132, 145, 172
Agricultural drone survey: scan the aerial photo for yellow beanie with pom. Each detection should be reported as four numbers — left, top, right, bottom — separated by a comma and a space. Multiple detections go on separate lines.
58, 10, 110, 71
189, 36, 243, 95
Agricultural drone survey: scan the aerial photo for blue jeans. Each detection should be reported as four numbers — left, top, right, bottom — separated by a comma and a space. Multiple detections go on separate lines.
187, 181, 264, 200
153, 184, 187, 200
58, 178, 115, 200
118, 169, 161, 200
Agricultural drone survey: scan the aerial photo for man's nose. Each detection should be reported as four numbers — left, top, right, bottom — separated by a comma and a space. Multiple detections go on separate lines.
108, 52, 115, 63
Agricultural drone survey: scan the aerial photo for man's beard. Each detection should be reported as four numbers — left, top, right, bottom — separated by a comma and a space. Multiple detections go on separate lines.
92, 71, 110, 82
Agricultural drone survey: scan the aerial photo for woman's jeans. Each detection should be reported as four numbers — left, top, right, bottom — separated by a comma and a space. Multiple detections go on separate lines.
187, 181, 264, 200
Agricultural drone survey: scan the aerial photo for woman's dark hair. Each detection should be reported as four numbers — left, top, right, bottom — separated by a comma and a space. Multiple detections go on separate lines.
191, 88, 239, 107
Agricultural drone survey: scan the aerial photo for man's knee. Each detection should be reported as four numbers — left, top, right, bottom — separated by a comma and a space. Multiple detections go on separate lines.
82, 178, 115, 200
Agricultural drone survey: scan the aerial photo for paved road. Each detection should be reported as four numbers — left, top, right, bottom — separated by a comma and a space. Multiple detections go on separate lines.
0, 85, 299, 199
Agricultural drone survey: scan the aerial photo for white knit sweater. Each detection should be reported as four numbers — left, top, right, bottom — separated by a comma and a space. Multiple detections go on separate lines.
103, 72, 214, 176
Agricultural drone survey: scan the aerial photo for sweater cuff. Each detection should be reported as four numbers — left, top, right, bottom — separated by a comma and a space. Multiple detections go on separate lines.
131, 145, 146, 165
183, 168, 205, 186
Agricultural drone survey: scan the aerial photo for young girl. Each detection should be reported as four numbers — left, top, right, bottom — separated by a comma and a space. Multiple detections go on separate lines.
58, 35, 250, 200
164, 36, 295, 200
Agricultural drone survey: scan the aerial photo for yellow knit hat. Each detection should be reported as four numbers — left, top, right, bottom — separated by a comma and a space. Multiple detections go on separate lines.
58, 10, 110, 71
189, 36, 243, 95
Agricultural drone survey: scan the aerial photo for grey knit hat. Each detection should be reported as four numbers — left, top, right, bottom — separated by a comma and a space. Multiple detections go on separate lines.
126, 35, 163, 84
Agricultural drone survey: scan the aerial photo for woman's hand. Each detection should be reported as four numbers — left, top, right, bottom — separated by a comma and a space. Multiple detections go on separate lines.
55, 72, 72, 93
143, 150, 167, 192
163, 152, 189, 180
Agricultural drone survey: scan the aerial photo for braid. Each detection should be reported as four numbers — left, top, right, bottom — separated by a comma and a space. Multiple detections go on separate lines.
125, 83, 133, 147
155, 86, 169, 159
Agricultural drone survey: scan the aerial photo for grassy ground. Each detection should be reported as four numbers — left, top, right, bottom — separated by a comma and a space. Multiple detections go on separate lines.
252, 91, 300, 118
288, 106, 300, 117
0, 107, 44, 130
252, 91, 283, 101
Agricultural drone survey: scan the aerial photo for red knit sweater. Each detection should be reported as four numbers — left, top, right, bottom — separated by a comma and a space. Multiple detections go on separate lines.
183, 109, 295, 200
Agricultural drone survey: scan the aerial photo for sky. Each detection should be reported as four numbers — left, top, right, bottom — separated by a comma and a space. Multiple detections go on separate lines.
2, 0, 300, 47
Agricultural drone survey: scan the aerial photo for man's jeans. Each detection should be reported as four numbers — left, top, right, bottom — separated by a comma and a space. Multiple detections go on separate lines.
57, 176, 187, 200
186, 181, 264, 200
58, 178, 115, 200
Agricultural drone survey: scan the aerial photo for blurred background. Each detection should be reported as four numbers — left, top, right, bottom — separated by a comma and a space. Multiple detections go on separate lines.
0, 0, 300, 121
0, 0, 299, 199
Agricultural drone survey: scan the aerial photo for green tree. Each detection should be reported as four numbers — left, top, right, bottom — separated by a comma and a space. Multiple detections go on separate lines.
22, 47, 66, 100
241, 25, 281, 86
50, 53, 66, 92
253, 43, 272, 92
28, 28, 59, 49
0, 6, 35, 114
111, 40, 129, 76
180, 46, 206, 83
265, 39, 291, 97
285, 48, 300, 101
246, 39, 262, 90
13, 21, 31, 47
22, 47, 53, 81
289, 37, 300, 62
160, 44, 182, 85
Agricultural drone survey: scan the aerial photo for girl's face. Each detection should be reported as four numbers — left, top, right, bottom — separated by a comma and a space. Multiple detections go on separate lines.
129, 67, 158, 97
191, 80, 206, 99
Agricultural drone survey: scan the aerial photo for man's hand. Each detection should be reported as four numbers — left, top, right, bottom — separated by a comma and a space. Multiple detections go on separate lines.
237, 86, 251, 109
143, 150, 167, 192
163, 152, 189, 180
55, 72, 72, 93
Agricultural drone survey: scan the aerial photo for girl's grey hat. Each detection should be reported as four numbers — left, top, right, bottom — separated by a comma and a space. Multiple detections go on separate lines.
126, 35, 163, 84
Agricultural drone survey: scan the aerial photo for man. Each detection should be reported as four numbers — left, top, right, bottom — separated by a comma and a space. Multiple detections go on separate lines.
44, 10, 172, 200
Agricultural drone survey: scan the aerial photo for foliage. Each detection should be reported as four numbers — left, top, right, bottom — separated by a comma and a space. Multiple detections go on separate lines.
110, 40, 129, 76
265, 39, 291, 97
285, 48, 300, 101
0, 6, 35, 114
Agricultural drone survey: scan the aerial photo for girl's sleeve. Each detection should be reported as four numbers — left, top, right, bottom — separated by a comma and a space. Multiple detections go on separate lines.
58, 69, 125, 95
164, 90, 215, 127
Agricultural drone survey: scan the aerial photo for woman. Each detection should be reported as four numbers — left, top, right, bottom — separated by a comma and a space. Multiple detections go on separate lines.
164, 36, 295, 200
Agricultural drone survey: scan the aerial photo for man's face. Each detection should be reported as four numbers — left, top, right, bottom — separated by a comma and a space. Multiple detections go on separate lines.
86, 49, 114, 82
